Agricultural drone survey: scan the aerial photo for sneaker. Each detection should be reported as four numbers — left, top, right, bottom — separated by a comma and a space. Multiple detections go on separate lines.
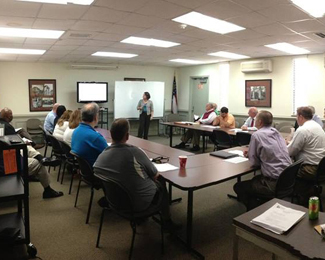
43, 188, 64, 199
41, 156, 61, 167
190, 145, 200, 152
163, 219, 182, 233
173, 142, 186, 149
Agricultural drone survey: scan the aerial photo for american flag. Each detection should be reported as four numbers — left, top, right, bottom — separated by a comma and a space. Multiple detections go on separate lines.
171, 75, 178, 114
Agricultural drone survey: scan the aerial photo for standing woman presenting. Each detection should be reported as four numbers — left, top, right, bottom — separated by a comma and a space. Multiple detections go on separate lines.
137, 92, 154, 139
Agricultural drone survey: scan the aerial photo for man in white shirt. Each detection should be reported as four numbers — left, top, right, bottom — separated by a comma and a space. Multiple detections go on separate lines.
174, 103, 216, 151
287, 106, 325, 180
241, 107, 258, 131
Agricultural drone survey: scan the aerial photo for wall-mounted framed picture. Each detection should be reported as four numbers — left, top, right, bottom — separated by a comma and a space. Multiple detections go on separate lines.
29, 79, 57, 112
124, 78, 146, 81
245, 79, 272, 107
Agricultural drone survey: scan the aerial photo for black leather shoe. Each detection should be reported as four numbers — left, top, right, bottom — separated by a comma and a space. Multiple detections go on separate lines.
41, 157, 61, 167
173, 142, 186, 148
190, 145, 200, 152
43, 188, 63, 199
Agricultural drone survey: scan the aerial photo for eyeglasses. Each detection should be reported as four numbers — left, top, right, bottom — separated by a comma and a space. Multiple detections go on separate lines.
152, 156, 169, 164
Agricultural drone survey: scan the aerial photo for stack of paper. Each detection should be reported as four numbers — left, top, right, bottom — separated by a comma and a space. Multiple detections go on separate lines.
224, 157, 248, 164
228, 150, 244, 157
251, 203, 305, 234
153, 163, 178, 172
229, 128, 243, 132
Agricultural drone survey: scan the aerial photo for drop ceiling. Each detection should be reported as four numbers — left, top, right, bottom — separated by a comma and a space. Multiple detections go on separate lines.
1, 0, 325, 67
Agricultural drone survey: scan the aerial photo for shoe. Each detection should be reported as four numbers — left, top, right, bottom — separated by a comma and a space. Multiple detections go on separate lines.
41, 157, 61, 167
190, 145, 200, 152
173, 142, 186, 149
163, 219, 182, 233
97, 196, 110, 208
43, 188, 64, 199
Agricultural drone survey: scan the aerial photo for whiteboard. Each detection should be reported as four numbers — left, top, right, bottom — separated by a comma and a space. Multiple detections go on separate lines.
114, 81, 165, 119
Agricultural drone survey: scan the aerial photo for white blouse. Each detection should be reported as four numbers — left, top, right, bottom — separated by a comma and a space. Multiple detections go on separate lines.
63, 127, 75, 146
53, 121, 69, 141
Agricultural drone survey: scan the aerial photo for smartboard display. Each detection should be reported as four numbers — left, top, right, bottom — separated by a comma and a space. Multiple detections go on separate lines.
77, 82, 108, 103
114, 81, 165, 118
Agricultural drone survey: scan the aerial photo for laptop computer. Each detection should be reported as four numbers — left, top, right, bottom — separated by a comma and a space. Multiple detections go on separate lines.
209, 150, 239, 159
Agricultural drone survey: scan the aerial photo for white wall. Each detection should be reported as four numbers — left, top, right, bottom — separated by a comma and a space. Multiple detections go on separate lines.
177, 54, 325, 118
0, 62, 175, 116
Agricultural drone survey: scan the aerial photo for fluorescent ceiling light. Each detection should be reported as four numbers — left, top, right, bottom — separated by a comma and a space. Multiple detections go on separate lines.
265, 42, 310, 54
169, 59, 204, 64
121, 36, 180, 48
172, 11, 245, 34
0, 48, 46, 55
17, 0, 94, 5
208, 51, 249, 59
0, 28, 64, 39
92, 52, 138, 58
291, 0, 325, 18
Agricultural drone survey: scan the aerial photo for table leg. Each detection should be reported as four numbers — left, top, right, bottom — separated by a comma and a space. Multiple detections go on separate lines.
202, 133, 206, 153
228, 176, 241, 200
169, 126, 173, 147
233, 232, 239, 260
168, 183, 182, 205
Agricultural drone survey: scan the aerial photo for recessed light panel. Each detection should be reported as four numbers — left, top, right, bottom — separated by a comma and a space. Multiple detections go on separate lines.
208, 51, 249, 59
121, 36, 180, 48
0, 48, 46, 55
265, 42, 310, 54
0, 28, 64, 39
17, 0, 94, 5
291, 0, 325, 18
92, 52, 138, 58
169, 59, 204, 64
172, 11, 245, 34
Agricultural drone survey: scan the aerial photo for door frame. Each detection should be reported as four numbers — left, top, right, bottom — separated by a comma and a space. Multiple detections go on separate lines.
189, 76, 209, 120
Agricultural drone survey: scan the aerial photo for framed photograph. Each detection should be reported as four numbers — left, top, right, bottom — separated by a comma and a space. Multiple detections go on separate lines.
124, 78, 146, 81
29, 79, 56, 112
245, 79, 272, 107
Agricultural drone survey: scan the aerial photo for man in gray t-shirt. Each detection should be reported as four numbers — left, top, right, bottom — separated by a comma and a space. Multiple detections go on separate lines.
94, 118, 180, 230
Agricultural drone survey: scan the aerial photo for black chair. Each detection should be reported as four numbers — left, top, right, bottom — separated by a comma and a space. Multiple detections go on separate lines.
73, 153, 102, 224
236, 132, 251, 146
46, 134, 65, 180
96, 176, 164, 259
39, 125, 52, 157
255, 159, 304, 205
58, 141, 79, 193
211, 129, 232, 151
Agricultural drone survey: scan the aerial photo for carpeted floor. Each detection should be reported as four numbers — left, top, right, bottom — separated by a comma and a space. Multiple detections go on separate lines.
0, 135, 314, 260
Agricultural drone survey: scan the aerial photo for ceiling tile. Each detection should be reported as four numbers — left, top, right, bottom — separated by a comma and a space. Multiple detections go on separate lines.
0, 54, 18, 61
0, 37, 25, 44
92, 33, 125, 42
227, 29, 267, 40
38, 4, 88, 20
83, 40, 112, 47
61, 30, 98, 40
196, 0, 251, 20
253, 23, 294, 35
23, 44, 52, 50
16, 55, 40, 61
81, 6, 129, 23
257, 4, 311, 23
135, 0, 190, 19
0, 0, 41, 18
50, 45, 79, 51
0, 16, 35, 28
226, 12, 274, 29
164, 0, 215, 9
231, 0, 290, 11
55, 39, 88, 46
283, 19, 325, 34
32, 18, 77, 30
24, 38, 58, 45
71, 20, 111, 32
117, 14, 165, 28
134, 29, 175, 39
104, 24, 145, 35
94, 0, 150, 12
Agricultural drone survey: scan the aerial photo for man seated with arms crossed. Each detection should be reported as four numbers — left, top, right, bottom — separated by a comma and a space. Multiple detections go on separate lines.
44, 103, 60, 133
233, 111, 291, 210
241, 107, 258, 130
94, 118, 181, 231
287, 106, 325, 205
71, 102, 108, 167
212, 107, 235, 128
0, 107, 63, 199
174, 102, 217, 151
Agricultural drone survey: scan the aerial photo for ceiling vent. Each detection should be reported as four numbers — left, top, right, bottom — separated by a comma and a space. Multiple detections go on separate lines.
241, 59, 272, 73
315, 32, 325, 39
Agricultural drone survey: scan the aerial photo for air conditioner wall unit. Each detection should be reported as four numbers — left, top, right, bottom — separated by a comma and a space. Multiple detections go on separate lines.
241, 60, 272, 73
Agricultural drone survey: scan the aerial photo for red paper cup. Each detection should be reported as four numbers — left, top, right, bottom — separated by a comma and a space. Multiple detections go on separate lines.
179, 156, 187, 168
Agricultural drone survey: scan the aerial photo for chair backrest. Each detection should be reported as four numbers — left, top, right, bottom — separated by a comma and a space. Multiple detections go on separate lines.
72, 153, 95, 181
59, 140, 73, 158
275, 121, 293, 131
235, 121, 240, 128
26, 119, 42, 130
212, 129, 232, 146
39, 125, 51, 143
165, 113, 181, 122
278, 125, 292, 133
47, 134, 63, 154
316, 156, 325, 182
236, 132, 251, 146
275, 159, 304, 198
97, 176, 134, 214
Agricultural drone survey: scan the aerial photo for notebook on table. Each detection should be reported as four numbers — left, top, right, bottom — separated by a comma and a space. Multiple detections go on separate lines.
209, 151, 239, 159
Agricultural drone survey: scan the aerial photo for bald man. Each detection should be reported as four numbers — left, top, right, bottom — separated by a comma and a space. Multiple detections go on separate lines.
44, 103, 60, 133
241, 107, 258, 130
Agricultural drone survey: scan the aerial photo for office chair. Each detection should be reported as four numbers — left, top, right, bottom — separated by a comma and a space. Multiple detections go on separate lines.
96, 176, 164, 259
211, 129, 232, 151
46, 134, 64, 179
236, 132, 251, 146
73, 153, 102, 224
39, 125, 52, 157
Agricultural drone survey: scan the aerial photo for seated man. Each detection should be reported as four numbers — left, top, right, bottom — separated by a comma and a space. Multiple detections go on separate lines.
0, 107, 63, 199
71, 102, 107, 167
233, 111, 291, 210
309, 105, 323, 128
94, 118, 180, 231
174, 102, 216, 151
241, 107, 258, 130
212, 107, 235, 128
44, 103, 60, 133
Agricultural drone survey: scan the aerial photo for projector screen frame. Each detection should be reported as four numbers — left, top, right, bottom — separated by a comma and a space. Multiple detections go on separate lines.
77, 81, 108, 103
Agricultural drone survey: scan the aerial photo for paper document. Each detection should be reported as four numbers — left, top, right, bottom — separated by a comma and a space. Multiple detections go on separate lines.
22, 137, 33, 143
201, 125, 219, 129
228, 150, 244, 157
153, 163, 178, 172
229, 128, 243, 132
251, 203, 305, 235
15, 128, 22, 132
224, 157, 248, 164
194, 114, 200, 121
175, 121, 194, 125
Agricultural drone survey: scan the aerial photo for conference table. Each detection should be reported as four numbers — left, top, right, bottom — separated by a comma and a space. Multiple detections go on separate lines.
96, 128, 256, 259
161, 122, 256, 152
233, 198, 325, 260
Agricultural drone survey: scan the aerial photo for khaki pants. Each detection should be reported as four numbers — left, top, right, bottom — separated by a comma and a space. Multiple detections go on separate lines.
181, 130, 200, 146
27, 146, 50, 188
